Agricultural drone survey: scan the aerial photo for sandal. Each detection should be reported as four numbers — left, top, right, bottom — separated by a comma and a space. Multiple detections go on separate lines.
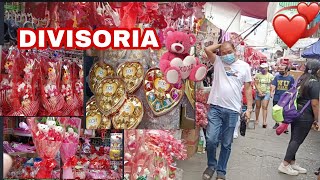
203, 167, 215, 180
263, 124, 267, 128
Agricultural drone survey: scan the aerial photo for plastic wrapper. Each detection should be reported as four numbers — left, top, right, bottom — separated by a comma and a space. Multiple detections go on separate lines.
74, 61, 84, 115
196, 102, 208, 128
1, 47, 23, 115
7, 51, 40, 116
124, 130, 186, 180
60, 117, 81, 179
39, 56, 64, 115
27, 117, 65, 179
59, 61, 79, 116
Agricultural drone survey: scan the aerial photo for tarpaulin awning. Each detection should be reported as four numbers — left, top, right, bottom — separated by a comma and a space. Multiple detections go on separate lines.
302, 40, 320, 59
231, 2, 269, 19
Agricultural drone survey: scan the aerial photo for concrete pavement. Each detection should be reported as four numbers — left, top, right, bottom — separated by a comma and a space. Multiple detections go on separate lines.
177, 104, 320, 180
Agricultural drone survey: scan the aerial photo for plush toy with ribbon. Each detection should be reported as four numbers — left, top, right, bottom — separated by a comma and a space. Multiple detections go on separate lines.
159, 28, 207, 84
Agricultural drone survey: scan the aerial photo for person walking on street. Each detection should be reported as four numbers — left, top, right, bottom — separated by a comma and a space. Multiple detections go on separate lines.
271, 65, 295, 132
278, 60, 320, 176
254, 63, 274, 128
202, 42, 253, 180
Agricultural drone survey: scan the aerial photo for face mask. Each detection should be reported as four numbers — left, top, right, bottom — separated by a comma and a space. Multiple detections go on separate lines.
261, 69, 267, 74
279, 72, 285, 76
221, 53, 236, 65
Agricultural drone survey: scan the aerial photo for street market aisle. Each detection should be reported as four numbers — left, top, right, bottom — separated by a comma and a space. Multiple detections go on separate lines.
177, 124, 320, 180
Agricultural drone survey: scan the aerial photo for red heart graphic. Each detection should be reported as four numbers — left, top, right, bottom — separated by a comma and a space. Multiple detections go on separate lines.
297, 2, 319, 23
273, 14, 307, 48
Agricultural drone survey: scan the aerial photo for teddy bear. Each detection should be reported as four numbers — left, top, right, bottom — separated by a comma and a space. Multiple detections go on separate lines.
159, 28, 207, 84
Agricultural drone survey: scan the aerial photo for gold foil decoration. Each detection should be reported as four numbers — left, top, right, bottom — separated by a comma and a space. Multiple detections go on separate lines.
112, 96, 143, 129
185, 80, 195, 109
86, 97, 111, 129
95, 77, 127, 116
89, 61, 115, 94
144, 68, 184, 116
117, 62, 144, 94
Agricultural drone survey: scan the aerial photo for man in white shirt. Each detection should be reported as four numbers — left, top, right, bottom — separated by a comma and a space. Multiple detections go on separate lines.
202, 42, 253, 180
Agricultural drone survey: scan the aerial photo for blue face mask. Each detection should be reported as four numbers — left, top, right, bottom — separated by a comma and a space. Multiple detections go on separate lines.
221, 53, 236, 65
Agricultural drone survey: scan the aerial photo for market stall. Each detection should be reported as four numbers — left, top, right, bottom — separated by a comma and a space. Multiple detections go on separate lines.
3, 117, 123, 179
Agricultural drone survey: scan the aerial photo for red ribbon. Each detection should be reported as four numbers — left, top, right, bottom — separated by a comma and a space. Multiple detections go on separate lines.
34, 158, 57, 178
63, 156, 78, 169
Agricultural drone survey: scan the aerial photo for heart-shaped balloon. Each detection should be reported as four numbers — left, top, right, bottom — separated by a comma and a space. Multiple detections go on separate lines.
117, 62, 144, 94
170, 56, 197, 79
144, 68, 184, 116
95, 78, 127, 116
112, 96, 144, 129
89, 62, 115, 94
86, 97, 111, 129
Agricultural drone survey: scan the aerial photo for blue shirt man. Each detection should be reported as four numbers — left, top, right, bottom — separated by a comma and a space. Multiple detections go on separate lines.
271, 65, 295, 129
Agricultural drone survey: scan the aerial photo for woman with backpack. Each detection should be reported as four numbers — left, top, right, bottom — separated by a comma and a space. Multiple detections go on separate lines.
278, 60, 320, 176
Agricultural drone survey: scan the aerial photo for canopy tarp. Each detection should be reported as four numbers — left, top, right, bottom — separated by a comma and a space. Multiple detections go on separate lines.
302, 40, 320, 59
231, 2, 269, 19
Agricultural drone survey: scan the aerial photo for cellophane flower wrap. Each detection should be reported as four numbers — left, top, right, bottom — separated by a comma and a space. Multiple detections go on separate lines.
7, 51, 40, 116
73, 61, 84, 116
196, 88, 210, 127
59, 61, 79, 116
39, 56, 64, 115
27, 117, 65, 179
0, 47, 23, 115
124, 130, 187, 180
60, 117, 81, 179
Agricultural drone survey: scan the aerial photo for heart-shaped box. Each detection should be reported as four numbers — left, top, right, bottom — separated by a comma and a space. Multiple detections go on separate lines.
144, 68, 184, 116
86, 96, 111, 129
94, 77, 127, 116
89, 62, 115, 94
112, 95, 144, 129
117, 62, 144, 94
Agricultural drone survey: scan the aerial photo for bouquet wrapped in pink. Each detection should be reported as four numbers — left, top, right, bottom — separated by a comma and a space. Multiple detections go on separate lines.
124, 130, 187, 180
196, 102, 208, 127
27, 117, 65, 179
60, 117, 81, 179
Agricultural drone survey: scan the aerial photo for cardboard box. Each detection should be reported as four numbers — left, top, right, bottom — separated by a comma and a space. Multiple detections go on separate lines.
289, 70, 303, 80
180, 106, 196, 129
181, 126, 200, 159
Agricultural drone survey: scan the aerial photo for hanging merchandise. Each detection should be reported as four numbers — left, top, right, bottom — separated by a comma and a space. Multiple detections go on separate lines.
159, 28, 208, 85
124, 130, 186, 180
0, 47, 84, 116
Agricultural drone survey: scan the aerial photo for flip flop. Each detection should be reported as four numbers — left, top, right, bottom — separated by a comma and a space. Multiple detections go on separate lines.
203, 167, 215, 180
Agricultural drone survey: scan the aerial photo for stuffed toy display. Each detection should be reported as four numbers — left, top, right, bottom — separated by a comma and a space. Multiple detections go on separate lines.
159, 28, 207, 84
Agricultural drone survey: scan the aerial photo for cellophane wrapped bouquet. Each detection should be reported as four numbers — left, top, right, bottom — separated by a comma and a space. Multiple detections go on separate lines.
27, 117, 65, 179
0, 47, 23, 115
196, 87, 211, 128
60, 117, 81, 179
124, 130, 187, 180
74, 61, 84, 115
59, 61, 79, 116
8, 51, 40, 116
38, 56, 64, 115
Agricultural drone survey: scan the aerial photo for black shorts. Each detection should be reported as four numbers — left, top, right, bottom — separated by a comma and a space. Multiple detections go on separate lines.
273, 101, 278, 106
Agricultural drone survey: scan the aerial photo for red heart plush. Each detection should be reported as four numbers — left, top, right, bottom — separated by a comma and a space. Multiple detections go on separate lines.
273, 14, 308, 48
297, 2, 319, 23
